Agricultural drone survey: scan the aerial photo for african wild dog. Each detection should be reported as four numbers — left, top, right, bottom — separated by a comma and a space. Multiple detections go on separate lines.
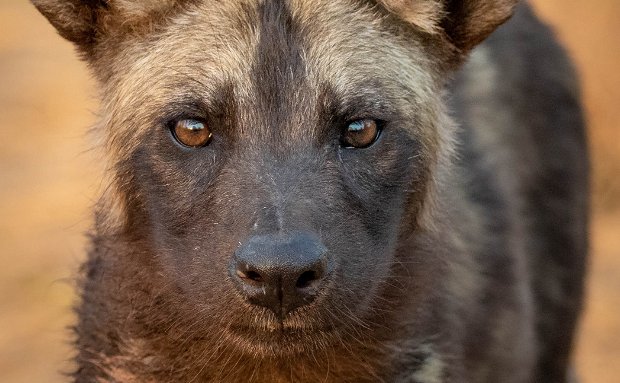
33, 0, 588, 382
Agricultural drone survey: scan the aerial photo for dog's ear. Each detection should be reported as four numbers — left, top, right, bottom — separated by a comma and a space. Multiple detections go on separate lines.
31, 0, 183, 56
31, 0, 108, 53
378, 0, 519, 52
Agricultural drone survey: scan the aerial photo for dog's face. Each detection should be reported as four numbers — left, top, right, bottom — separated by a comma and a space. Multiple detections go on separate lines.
34, 0, 517, 357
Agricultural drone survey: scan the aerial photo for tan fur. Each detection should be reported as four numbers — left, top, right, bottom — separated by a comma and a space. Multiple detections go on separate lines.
377, 0, 445, 34
412, 352, 445, 383
291, 0, 446, 144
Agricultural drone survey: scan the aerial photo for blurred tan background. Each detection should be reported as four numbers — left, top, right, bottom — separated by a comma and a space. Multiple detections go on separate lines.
0, 1, 618, 382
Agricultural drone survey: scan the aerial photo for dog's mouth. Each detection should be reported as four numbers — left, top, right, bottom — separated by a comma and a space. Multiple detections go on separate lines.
225, 316, 338, 355
229, 312, 335, 336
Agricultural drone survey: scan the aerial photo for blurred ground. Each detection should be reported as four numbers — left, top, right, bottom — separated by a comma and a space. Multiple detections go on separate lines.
0, 1, 618, 382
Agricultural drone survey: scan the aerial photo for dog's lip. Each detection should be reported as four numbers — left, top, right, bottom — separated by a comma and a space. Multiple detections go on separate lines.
226, 318, 336, 344
224, 323, 337, 356
231, 325, 338, 356
228, 321, 333, 336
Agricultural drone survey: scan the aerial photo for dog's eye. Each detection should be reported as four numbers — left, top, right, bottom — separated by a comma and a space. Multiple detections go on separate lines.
340, 119, 381, 149
171, 119, 212, 148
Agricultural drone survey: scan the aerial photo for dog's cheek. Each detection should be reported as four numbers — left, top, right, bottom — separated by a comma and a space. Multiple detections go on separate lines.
326, 129, 424, 308
120, 139, 228, 253
338, 128, 424, 228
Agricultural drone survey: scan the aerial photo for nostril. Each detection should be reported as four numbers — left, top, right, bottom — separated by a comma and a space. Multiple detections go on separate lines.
296, 270, 319, 289
237, 269, 264, 283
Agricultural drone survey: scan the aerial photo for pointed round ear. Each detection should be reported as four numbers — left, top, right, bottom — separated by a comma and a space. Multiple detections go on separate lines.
31, 0, 186, 57
377, 0, 519, 53
31, 0, 108, 54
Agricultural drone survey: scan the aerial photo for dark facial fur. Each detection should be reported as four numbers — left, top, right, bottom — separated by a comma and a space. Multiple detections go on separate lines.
33, 1, 588, 382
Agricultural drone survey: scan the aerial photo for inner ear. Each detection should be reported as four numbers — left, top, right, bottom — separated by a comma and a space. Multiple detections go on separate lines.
375, 0, 446, 35
376, 0, 518, 52
440, 0, 519, 51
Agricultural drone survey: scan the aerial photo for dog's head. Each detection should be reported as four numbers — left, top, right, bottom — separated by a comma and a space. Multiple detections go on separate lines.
35, 0, 516, 357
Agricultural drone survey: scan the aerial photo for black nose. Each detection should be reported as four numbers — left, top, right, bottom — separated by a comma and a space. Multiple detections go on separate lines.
230, 232, 330, 317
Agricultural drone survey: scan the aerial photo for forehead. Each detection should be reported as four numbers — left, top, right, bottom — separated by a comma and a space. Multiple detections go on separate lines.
102, 0, 439, 153
110, 0, 434, 100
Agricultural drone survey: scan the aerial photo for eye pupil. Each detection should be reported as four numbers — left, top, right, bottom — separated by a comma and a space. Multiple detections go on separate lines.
341, 119, 380, 149
172, 119, 212, 148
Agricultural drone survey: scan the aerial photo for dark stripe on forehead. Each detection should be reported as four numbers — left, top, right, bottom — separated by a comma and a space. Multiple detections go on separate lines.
251, 0, 307, 140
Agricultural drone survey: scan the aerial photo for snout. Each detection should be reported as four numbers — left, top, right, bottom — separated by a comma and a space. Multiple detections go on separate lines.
229, 232, 332, 318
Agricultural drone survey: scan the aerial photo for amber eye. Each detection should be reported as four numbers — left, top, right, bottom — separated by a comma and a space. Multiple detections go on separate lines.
171, 119, 212, 148
340, 119, 381, 149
